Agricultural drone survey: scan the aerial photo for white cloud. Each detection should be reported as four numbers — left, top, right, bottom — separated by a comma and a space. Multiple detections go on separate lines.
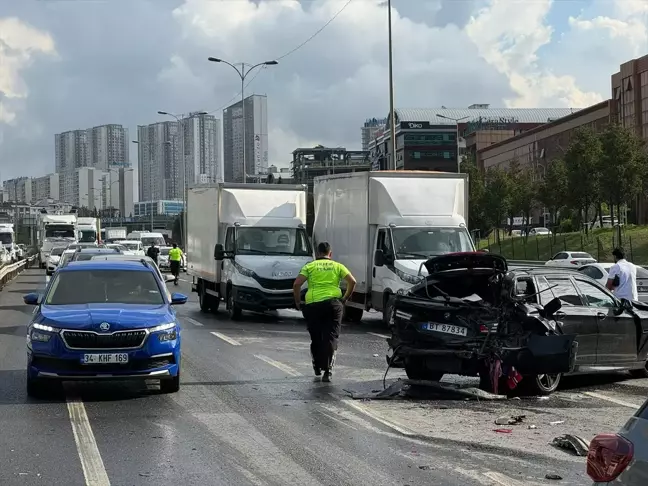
0, 17, 56, 123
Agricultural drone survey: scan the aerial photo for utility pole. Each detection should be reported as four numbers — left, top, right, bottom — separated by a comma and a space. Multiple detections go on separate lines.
387, 0, 397, 170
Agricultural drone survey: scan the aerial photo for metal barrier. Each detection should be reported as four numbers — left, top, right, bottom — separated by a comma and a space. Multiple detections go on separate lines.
0, 255, 37, 291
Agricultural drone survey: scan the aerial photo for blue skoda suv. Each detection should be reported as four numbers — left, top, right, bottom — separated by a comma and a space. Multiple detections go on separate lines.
24, 259, 186, 397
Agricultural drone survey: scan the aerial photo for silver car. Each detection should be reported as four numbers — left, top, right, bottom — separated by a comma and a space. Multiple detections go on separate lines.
588, 399, 648, 484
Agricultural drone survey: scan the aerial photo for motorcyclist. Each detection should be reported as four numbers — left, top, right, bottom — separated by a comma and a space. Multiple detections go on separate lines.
168, 243, 183, 286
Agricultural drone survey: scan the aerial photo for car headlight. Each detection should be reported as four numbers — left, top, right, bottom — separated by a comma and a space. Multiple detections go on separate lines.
33, 323, 58, 332
31, 331, 52, 343
28, 323, 59, 343
150, 322, 177, 342
233, 260, 256, 278
394, 267, 423, 285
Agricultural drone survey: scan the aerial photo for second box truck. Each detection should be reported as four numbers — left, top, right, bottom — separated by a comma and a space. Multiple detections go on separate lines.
187, 183, 313, 319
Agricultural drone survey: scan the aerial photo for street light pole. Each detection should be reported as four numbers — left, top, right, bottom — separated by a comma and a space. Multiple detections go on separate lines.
436, 114, 469, 173
207, 57, 278, 183
387, 0, 397, 170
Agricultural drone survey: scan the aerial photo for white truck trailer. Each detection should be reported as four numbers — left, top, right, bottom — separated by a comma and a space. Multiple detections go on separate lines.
37, 213, 78, 268
187, 183, 313, 319
0, 223, 15, 260
76, 217, 99, 244
103, 227, 127, 242
312, 171, 473, 323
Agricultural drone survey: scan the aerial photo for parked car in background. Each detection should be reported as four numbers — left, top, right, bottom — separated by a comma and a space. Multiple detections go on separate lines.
546, 251, 597, 267
105, 243, 128, 253
46, 247, 66, 276
587, 399, 647, 484
579, 262, 648, 303
528, 227, 552, 236
114, 240, 145, 256
57, 249, 77, 270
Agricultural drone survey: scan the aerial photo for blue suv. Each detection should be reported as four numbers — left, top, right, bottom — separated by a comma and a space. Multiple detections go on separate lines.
24, 259, 187, 397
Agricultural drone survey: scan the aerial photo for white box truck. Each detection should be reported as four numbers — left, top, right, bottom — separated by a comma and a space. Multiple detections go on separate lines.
37, 213, 78, 268
312, 171, 473, 324
76, 217, 99, 244
187, 183, 313, 319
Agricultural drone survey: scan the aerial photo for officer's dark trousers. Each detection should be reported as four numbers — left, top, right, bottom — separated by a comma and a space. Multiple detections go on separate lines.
303, 298, 344, 372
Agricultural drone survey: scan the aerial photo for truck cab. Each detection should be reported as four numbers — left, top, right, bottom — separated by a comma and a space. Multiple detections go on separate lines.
76, 217, 98, 244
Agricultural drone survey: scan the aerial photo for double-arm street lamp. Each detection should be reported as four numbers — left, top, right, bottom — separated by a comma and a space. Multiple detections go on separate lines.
156, 111, 208, 250
436, 114, 469, 173
207, 57, 278, 183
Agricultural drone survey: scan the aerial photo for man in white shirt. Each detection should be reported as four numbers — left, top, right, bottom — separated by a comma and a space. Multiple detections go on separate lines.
606, 248, 638, 302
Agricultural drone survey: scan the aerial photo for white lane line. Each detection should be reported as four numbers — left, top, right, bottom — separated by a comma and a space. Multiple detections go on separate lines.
254, 354, 302, 376
318, 410, 358, 430
367, 332, 390, 339
179, 278, 190, 283
584, 391, 642, 409
336, 396, 415, 436
184, 317, 204, 327
210, 331, 242, 346
483, 471, 526, 486
66, 398, 111, 486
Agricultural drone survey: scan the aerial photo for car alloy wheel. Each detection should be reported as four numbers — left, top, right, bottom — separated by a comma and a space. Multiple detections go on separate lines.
528, 373, 561, 396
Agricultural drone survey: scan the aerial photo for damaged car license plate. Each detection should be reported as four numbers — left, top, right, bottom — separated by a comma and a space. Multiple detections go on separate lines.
423, 323, 468, 336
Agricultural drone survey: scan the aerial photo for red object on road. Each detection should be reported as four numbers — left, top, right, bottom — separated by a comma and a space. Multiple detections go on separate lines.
587, 433, 633, 482
493, 429, 513, 434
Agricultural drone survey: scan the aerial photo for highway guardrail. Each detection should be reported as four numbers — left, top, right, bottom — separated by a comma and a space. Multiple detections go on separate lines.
0, 255, 37, 291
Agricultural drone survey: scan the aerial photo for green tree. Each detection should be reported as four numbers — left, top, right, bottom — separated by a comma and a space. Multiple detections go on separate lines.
514, 166, 537, 240
600, 123, 644, 225
482, 166, 512, 243
564, 127, 603, 233
537, 159, 568, 238
505, 159, 522, 233
462, 154, 489, 231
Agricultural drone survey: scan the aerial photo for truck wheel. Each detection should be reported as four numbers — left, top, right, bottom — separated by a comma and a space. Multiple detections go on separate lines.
382, 294, 395, 328
404, 357, 443, 381
344, 305, 363, 323
227, 290, 242, 320
198, 282, 211, 313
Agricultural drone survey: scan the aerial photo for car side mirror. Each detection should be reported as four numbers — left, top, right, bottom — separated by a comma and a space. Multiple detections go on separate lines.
614, 299, 632, 315
214, 243, 225, 260
170, 292, 188, 305
478, 248, 489, 253
374, 249, 385, 267
543, 297, 562, 317
23, 293, 39, 306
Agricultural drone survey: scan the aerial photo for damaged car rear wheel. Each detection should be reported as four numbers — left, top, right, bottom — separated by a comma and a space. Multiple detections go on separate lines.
523, 373, 562, 396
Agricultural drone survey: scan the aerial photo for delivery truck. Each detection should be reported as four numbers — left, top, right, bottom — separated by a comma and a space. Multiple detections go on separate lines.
76, 217, 99, 244
187, 183, 313, 319
37, 213, 78, 268
312, 171, 473, 324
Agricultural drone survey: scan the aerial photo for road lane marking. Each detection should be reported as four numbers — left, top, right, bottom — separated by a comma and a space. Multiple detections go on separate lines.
318, 410, 358, 430
184, 317, 204, 327
336, 397, 415, 436
367, 332, 390, 339
254, 354, 301, 376
66, 398, 111, 486
584, 391, 642, 409
483, 471, 526, 486
210, 331, 241, 346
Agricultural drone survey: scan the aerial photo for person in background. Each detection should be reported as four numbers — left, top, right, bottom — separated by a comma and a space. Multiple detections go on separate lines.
292, 241, 356, 383
147, 243, 160, 266
168, 243, 183, 285
606, 247, 638, 303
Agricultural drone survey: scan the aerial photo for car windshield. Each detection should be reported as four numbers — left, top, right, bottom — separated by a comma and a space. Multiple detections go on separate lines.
107, 244, 128, 252
45, 226, 75, 238
45, 269, 164, 305
78, 230, 97, 243
391, 227, 474, 259
141, 236, 166, 247
0, 233, 13, 245
60, 253, 74, 266
572, 252, 593, 259
51, 247, 65, 256
235, 227, 312, 256
121, 242, 140, 250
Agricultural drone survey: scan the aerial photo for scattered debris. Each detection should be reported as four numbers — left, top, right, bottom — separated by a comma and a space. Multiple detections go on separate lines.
495, 415, 526, 425
551, 435, 590, 457
345, 379, 507, 401
493, 428, 513, 434
545, 473, 563, 480
528, 425, 537, 430
418, 465, 432, 470
373, 354, 380, 357
549, 420, 565, 425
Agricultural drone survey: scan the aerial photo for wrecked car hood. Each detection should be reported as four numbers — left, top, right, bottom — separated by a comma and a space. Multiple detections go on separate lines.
423, 252, 507, 275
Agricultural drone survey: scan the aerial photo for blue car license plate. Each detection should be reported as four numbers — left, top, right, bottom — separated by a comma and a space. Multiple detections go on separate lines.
82, 353, 129, 364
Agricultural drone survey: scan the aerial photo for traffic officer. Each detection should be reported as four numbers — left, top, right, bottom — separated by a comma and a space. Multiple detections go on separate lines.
293, 241, 357, 382
168, 243, 184, 286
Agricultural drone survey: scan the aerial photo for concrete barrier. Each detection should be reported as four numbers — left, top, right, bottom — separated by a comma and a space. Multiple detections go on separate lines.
0, 255, 37, 290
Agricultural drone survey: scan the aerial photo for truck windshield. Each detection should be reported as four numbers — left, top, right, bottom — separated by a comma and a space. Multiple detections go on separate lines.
141, 236, 166, 247
78, 230, 97, 243
45, 226, 75, 238
0, 233, 13, 245
392, 227, 474, 259
235, 227, 312, 256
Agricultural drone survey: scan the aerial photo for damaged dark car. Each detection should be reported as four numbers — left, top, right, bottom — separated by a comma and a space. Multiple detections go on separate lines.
387, 252, 578, 396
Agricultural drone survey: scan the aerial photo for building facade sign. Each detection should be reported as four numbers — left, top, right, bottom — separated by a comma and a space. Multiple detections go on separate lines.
465, 116, 520, 134
400, 121, 432, 130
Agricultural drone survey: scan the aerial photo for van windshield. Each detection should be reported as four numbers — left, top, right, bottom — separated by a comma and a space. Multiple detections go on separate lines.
234, 227, 312, 256
391, 227, 474, 259
141, 236, 166, 247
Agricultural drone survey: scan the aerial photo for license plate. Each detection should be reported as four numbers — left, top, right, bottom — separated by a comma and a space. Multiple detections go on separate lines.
423, 323, 468, 336
82, 353, 129, 364
639, 287, 648, 292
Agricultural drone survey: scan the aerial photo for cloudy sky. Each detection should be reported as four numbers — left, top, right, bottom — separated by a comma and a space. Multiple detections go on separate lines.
0, 0, 647, 179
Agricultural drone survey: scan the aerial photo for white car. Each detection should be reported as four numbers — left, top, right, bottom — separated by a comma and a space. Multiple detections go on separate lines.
46, 246, 66, 276
158, 246, 171, 271
578, 262, 648, 303
528, 227, 552, 236
114, 239, 145, 256
89, 254, 174, 284
546, 251, 597, 267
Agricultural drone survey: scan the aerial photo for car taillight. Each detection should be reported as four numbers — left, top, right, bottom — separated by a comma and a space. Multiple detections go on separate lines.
479, 324, 488, 333
587, 433, 634, 482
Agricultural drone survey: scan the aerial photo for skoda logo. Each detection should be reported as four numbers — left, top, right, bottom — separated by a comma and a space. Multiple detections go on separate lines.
99, 322, 111, 332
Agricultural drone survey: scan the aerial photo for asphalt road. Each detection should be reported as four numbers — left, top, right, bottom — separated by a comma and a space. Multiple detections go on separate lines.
1, 269, 647, 485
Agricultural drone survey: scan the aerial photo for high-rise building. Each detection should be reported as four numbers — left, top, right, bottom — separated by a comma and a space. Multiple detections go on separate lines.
184, 113, 222, 184
31, 174, 60, 202
3, 177, 31, 203
361, 118, 388, 151
88, 124, 130, 169
223, 94, 268, 182
102, 167, 138, 217
136, 121, 181, 202
55, 130, 89, 174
